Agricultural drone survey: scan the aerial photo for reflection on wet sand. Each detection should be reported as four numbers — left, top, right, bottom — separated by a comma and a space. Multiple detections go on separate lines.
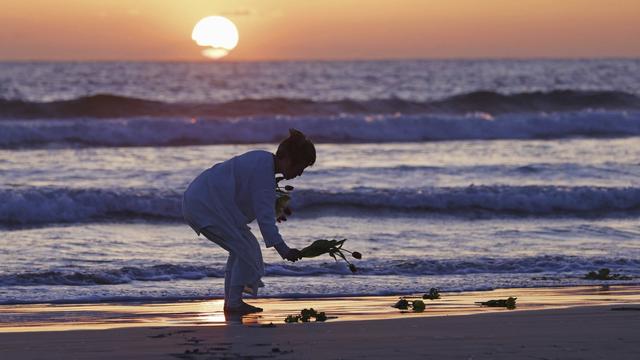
1, 286, 638, 332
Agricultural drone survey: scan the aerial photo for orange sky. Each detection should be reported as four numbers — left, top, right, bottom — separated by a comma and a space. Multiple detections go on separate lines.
1, 0, 639, 61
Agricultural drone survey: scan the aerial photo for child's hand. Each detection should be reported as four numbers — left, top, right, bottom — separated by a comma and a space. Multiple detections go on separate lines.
274, 242, 301, 262
283, 248, 302, 262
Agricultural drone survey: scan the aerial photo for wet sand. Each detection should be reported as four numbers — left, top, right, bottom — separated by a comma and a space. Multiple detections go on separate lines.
0, 286, 639, 359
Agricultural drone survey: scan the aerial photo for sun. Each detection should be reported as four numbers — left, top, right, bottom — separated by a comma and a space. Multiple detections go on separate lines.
192, 16, 239, 59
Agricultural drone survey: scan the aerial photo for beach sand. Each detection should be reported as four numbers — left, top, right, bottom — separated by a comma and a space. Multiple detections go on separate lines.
1, 286, 638, 359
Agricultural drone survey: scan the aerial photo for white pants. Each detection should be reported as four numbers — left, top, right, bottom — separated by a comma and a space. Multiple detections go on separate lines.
200, 226, 261, 307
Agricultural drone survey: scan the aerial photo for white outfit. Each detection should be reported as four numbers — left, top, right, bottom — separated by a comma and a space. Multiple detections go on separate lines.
182, 150, 284, 298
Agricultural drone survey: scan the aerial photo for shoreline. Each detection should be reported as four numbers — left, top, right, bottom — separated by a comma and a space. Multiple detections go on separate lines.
1, 285, 638, 333
0, 305, 638, 359
4, 280, 639, 306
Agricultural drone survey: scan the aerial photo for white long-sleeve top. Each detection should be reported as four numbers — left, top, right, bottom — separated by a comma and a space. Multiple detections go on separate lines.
182, 150, 284, 248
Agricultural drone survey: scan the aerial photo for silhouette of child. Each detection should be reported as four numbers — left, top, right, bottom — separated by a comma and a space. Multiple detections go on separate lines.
182, 129, 315, 314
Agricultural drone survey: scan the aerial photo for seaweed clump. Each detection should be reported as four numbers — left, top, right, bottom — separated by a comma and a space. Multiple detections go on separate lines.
422, 288, 441, 300
476, 297, 517, 310
584, 268, 632, 281
284, 308, 328, 323
392, 298, 426, 312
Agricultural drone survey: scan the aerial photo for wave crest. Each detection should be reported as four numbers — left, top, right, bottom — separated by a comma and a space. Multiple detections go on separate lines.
2, 256, 637, 286
1, 110, 639, 148
2, 90, 639, 119
2, 185, 640, 226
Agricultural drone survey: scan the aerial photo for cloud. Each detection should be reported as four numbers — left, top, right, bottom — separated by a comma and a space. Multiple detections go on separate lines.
202, 47, 229, 60
219, 8, 284, 19
220, 9, 253, 17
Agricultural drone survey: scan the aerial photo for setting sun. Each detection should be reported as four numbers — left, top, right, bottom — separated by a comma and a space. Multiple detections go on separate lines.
191, 16, 239, 59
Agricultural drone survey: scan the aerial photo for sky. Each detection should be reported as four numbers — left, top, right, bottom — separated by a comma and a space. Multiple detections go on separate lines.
1, 0, 639, 61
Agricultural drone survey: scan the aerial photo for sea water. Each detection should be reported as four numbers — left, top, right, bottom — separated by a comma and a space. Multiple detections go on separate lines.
1, 60, 639, 304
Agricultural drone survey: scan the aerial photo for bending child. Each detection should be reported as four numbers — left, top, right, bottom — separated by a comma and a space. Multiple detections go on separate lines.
182, 129, 316, 314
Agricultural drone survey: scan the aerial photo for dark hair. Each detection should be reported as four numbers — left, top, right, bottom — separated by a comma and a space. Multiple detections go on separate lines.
276, 128, 316, 167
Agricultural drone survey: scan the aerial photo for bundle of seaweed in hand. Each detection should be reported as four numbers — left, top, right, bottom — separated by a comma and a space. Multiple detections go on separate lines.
300, 238, 362, 273
275, 177, 293, 223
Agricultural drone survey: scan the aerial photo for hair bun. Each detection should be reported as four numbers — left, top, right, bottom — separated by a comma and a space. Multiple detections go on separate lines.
289, 128, 306, 142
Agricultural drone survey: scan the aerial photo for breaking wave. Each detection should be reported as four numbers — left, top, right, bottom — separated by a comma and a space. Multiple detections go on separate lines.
1, 256, 637, 286
2, 90, 640, 119
2, 185, 640, 226
1, 110, 640, 148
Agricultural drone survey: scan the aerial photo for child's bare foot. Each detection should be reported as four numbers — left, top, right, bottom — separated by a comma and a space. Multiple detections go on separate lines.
224, 301, 263, 314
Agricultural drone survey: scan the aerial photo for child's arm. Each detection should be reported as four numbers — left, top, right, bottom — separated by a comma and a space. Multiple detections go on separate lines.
250, 172, 300, 261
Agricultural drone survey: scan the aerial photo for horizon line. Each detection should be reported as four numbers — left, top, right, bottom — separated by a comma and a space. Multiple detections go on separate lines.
1, 55, 640, 63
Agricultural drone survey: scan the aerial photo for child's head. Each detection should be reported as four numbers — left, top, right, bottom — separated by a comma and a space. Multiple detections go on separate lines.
276, 128, 316, 179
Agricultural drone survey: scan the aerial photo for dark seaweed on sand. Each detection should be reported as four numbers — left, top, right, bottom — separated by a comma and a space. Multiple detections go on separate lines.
423, 288, 441, 300
476, 297, 517, 309
584, 268, 632, 281
392, 298, 426, 312
284, 308, 328, 323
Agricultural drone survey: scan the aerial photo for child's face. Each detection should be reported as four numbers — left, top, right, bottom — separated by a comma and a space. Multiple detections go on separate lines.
282, 158, 308, 180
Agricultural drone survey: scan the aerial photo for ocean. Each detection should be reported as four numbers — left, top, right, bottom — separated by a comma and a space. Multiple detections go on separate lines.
1, 59, 639, 305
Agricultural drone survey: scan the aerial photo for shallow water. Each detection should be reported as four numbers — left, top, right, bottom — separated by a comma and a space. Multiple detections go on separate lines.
1, 140, 640, 304
1, 60, 639, 304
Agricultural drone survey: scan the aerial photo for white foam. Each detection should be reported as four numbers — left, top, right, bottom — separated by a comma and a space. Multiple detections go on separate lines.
2, 185, 640, 226
1, 110, 639, 148
2, 256, 638, 286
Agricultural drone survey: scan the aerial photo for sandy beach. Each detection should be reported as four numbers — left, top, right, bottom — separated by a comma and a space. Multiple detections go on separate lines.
1, 286, 638, 359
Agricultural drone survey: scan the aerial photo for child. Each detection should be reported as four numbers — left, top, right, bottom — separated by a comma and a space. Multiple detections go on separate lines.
182, 129, 316, 314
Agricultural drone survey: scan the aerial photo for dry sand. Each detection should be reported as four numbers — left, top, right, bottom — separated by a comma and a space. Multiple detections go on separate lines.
1, 286, 639, 359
